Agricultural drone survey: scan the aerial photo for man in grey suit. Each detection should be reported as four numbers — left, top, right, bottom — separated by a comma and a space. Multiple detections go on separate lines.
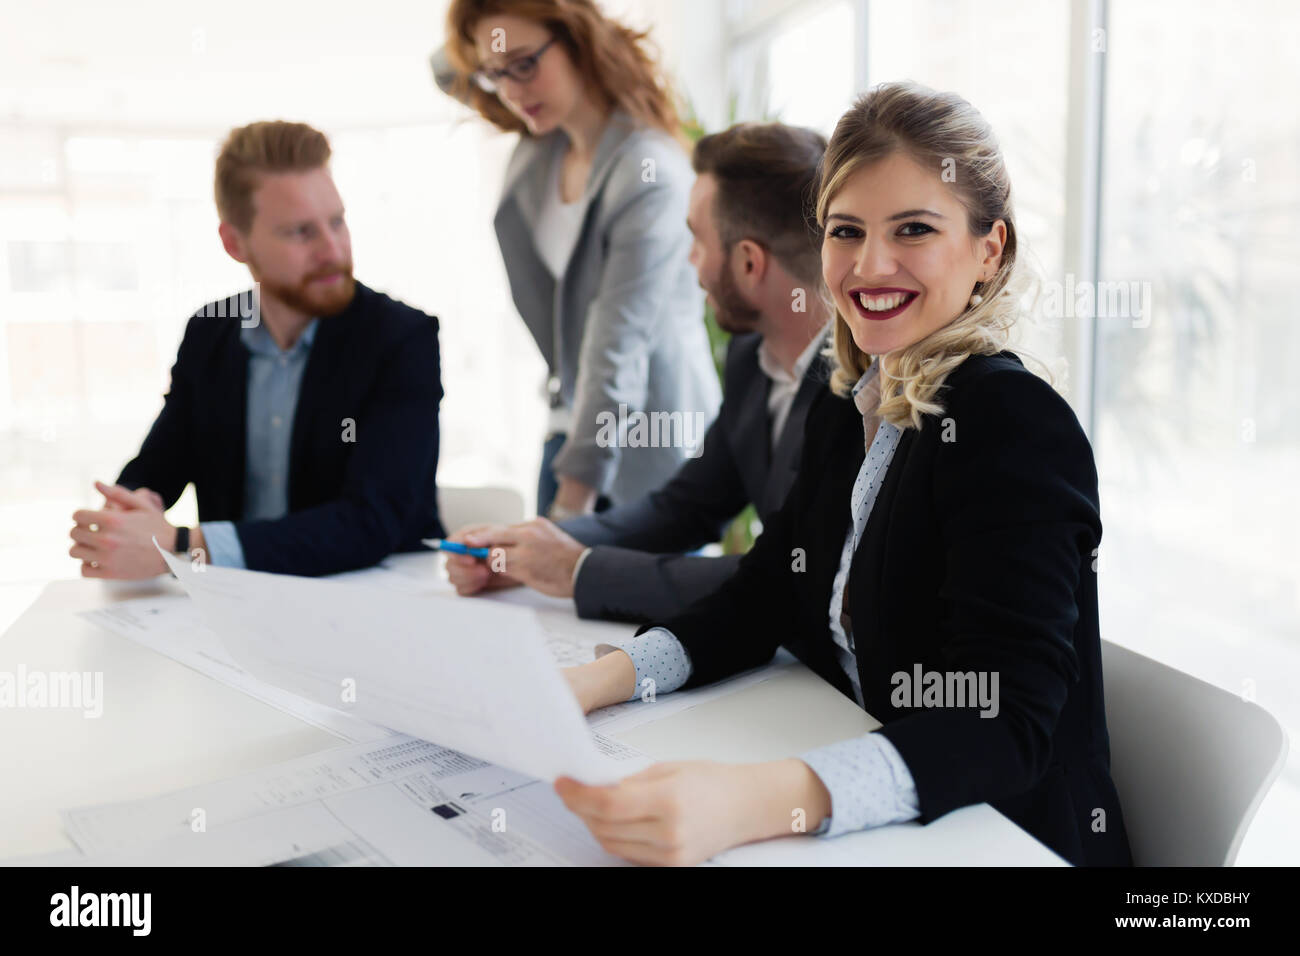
448, 122, 830, 622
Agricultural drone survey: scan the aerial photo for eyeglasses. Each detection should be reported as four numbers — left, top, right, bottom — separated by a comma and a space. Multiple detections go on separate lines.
471, 36, 557, 93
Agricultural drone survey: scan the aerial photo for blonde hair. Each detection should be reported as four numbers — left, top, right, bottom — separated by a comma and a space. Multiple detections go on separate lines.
444, 0, 683, 144
214, 121, 331, 232
816, 82, 1027, 429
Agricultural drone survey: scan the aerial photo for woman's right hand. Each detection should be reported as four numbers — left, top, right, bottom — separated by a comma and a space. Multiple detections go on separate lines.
443, 524, 521, 595
550, 476, 598, 519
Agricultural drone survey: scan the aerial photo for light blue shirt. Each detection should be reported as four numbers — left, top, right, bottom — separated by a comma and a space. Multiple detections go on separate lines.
200, 319, 319, 568
595, 363, 921, 838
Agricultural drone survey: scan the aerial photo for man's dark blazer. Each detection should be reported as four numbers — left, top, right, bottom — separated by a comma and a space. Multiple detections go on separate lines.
117, 281, 444, 577
559, 330, 829, 622
639, 351, 1132, 867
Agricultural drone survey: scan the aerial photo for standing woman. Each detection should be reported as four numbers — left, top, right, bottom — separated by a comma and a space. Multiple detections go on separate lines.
434, 0, 721, 518
555, 82, 1133, 867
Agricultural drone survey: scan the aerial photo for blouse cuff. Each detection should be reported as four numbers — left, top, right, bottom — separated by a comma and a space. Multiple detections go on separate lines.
799, 732, 921, 838
594, 627, 691, 702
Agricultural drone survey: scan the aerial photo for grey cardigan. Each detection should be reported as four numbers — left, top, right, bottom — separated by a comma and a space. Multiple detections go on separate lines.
491, 111, 722, 504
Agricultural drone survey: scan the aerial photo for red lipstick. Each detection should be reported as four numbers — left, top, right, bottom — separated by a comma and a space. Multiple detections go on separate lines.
848, 287, 919, 321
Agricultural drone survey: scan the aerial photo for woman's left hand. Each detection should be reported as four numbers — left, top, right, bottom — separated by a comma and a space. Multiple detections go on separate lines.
556, 758, 830, 866
556, 761, 754, 865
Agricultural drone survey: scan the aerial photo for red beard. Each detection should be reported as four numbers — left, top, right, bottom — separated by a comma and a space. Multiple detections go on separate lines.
257, 265, 357, 318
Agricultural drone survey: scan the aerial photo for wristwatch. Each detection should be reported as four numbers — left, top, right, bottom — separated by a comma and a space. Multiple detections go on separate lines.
174, 526, 190, 555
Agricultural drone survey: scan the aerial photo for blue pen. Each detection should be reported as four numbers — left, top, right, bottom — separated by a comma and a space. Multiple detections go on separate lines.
422, 538, 492, 559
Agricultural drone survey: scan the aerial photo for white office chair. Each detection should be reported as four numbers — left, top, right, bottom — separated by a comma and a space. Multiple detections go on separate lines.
1101, 639, 1289, 866
437, 485, 526, 534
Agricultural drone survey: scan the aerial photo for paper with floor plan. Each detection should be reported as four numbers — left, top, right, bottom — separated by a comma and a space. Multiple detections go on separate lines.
60, 731, 643, 865
154, 543, 648, 785
81, 580, 786, 741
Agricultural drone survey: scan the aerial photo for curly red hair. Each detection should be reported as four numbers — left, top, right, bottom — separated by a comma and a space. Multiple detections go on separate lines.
444, 0, 683, 143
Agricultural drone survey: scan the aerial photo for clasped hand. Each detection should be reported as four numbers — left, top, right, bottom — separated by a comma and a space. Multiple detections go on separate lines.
68, 481, 174, 579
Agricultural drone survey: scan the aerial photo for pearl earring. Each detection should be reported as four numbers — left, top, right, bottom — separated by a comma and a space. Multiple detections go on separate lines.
969, 293, 983, 308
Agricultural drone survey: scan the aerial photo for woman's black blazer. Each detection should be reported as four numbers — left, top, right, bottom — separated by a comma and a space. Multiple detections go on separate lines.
640, 350, 1132, 866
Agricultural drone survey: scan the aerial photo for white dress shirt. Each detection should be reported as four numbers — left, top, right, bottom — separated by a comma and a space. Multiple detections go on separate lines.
755, 326, 830, 454
535, 148, 590, 436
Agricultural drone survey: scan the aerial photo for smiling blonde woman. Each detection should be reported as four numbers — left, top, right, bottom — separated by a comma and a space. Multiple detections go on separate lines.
555, 82, 1133, 868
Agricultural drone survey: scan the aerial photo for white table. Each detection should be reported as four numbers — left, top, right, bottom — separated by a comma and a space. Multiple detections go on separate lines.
0, 557, 1065, 865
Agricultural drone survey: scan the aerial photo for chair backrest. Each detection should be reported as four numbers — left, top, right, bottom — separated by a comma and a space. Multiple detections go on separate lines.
437, 485, 526, 534
1101, 639, 1289, 866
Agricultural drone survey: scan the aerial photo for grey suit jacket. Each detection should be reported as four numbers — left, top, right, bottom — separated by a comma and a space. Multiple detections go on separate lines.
492, 111, 722, 505
559, 331, 831, 622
